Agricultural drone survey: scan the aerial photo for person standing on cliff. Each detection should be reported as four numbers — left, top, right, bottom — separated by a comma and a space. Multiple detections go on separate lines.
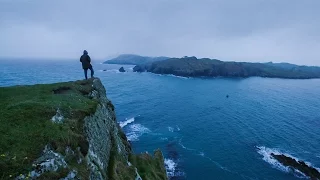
80, 50, 94, 79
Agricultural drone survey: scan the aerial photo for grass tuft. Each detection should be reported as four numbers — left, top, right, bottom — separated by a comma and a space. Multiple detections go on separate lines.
129, 150, 167, 180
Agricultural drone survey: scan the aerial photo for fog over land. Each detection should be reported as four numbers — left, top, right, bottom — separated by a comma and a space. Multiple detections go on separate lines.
0, 0, 319, 65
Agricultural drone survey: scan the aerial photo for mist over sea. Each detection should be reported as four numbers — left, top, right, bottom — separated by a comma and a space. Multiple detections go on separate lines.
1, 59, 320, 179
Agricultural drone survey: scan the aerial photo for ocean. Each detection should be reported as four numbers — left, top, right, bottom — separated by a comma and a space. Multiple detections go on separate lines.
1, 59, 320, 180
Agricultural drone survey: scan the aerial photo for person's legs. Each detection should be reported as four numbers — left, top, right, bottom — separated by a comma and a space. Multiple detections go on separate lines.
84, 68, 88, 79
89, 66, 94, 78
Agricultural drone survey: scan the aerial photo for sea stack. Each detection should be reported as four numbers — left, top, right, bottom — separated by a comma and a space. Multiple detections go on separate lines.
119, 67, 126, 72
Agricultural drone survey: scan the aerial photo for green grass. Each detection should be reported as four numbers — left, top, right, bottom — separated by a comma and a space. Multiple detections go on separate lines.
107, 127, 136, 180
107, 126, 167, 180
129, 150, 167, 180
0, 79, 98, 179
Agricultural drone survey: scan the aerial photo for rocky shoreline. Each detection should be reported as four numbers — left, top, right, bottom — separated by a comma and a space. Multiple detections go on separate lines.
133, 56, 320, 79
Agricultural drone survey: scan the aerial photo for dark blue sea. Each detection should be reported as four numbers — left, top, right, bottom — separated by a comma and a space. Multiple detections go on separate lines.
1, 59, 320, 180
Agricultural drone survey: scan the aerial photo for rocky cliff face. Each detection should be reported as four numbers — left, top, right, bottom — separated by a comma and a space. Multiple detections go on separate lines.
86, 79, 167, 180
0, 78, 167, 180
84, 78, 127, 179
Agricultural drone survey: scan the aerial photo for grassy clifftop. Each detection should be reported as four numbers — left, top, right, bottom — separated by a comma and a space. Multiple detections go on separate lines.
0, 78, 167, 179
0, 79, 98, 178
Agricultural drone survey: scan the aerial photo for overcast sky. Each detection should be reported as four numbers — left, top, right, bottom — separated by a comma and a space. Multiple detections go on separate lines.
0, 0, 319, 65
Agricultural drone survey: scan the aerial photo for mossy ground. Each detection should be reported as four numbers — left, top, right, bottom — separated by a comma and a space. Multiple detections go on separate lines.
0, 79, 98, 179
129, 150, 167, 180
107, 127, 136, 180
107, 126, 167, 180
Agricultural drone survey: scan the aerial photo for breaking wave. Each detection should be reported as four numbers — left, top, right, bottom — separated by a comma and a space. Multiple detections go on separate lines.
256, 146, 291, 172
165, 158, 177, 177
164, 158, 185, 179
119, 117, 135, 128
126, 124, 150, 141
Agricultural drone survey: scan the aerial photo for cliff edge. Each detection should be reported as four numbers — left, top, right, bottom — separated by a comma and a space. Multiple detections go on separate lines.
0, 78, 167, 180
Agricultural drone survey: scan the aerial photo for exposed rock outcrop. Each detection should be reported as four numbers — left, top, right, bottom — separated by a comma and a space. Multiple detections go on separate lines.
119, 67, 126, 72
271, 153, 320, 180
133, 65, 147, 72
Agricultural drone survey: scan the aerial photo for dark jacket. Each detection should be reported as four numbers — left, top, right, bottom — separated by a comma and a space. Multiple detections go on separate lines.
80, 54, 92, 69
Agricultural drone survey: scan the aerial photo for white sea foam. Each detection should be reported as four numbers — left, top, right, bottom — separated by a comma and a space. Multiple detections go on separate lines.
160, 137, 168, 141
164, 158, 177, 177
178, 138, 231, 173
119, 117, 135, 128
167, 74, 189, 79
176, 125, 180, 131
178, 138, 196, 151
101, 69, 121, 73
126, 124, 150, 141
126, 133, 139, 142
256, 146, 290, 172
168, 127, 174, 132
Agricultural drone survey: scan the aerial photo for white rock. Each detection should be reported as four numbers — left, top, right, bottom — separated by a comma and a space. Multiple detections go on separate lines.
51, 109, 64, 123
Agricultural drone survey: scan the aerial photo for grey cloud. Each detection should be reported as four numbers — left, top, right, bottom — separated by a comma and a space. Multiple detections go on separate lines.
0, 0, 319, 65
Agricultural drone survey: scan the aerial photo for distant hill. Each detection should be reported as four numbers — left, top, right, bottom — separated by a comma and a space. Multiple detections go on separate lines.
133, 56, 320, 79
104, 54, 169, 65
265, 62, 300, 69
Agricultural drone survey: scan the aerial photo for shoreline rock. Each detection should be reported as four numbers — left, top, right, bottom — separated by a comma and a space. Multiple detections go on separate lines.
271, 153, 320, 180
119, 67, 126, 72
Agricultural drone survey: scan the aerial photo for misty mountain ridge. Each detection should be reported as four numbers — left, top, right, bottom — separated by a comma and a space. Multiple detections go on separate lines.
104, 54, 169, 65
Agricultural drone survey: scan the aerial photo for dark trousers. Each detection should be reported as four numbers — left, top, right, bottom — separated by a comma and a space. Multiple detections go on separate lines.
84, 66, 94, 79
